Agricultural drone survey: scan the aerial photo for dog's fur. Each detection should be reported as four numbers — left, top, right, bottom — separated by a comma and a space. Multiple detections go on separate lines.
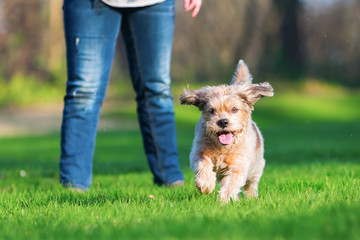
180, 60, 274, 203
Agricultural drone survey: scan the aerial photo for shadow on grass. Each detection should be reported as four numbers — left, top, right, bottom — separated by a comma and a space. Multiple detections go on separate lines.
0, 110, 359, 178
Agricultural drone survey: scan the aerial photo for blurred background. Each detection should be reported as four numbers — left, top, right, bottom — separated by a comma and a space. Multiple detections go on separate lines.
0, 2, 359, 224
0, 0, 359, 135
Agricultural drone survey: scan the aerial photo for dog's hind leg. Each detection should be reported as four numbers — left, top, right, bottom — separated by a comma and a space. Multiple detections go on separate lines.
243, 159, 265, 198
243, 179, 259, 198
218, 167, 247, 203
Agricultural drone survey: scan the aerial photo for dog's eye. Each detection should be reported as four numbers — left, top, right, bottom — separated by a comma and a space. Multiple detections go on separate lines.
231, 107, 238, 113
208, 108, 215, 114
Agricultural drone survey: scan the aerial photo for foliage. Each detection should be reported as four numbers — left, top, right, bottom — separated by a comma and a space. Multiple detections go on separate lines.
0, 73, 64, 107
0, 89, 359, 239
1, 0, 360, 86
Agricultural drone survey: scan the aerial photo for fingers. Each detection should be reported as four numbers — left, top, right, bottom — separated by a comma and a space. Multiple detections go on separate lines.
191, 0, 202, 18
184, 0, 190, 9
184, 0, 202, 18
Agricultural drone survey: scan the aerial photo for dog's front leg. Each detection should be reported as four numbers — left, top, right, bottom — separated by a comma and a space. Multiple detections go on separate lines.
192, 156, 216, 194
218, 167, 247, 203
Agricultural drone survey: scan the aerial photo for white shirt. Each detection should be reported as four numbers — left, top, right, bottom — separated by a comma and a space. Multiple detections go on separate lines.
101, 0, 165, 7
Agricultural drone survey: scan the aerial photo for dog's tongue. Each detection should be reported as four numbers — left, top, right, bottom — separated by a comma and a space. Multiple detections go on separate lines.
218, 133, 233, 145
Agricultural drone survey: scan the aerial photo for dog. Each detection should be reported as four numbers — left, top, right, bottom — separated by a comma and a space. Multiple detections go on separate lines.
180, 60, 274, 203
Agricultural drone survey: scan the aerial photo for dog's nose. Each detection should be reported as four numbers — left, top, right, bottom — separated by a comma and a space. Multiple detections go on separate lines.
217, 119, 229, 128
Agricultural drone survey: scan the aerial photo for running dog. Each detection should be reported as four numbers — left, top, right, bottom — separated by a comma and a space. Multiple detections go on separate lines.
180, 60, 274, 203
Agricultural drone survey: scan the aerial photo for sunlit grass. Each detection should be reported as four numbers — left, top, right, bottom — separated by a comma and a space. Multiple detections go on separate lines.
0, 84, 359, 239
256, 92, 360, 122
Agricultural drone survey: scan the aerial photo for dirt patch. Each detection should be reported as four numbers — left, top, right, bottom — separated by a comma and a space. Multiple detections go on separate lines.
0, 104, 138, 137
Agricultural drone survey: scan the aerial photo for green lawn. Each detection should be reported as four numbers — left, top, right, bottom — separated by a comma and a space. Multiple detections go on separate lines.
0, 86, 360, 240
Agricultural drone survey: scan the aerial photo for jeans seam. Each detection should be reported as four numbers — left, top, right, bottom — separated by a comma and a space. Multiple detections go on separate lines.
127, 19, 167, 184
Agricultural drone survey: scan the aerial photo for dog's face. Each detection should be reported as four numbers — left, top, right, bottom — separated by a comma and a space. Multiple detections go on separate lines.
180, 60, 274, 146
198, 86, 253, 146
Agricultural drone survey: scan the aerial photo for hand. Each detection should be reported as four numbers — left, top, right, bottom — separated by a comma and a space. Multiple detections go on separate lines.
184, 0, 202, 18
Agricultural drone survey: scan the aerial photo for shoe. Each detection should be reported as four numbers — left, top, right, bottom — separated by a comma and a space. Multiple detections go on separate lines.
62, 182, 88, 192
167, 180, 185, 188
68, 188, 86, 193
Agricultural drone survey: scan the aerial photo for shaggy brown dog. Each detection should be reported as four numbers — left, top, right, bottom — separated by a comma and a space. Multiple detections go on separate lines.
180, 60, 274, 203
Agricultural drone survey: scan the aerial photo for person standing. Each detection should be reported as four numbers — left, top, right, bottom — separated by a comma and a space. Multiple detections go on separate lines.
59, 0, 202, 191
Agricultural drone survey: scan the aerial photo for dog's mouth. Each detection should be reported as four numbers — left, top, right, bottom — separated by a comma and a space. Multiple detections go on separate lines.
217, 131, 235, 145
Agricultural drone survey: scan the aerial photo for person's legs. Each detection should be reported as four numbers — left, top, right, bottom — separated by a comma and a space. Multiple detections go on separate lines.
121, 0, 184, 186
60, 0, 121, 190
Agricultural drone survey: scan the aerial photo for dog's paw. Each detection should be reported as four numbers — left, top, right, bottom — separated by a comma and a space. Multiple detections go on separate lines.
243, 188, 258, 198
195, 178, 215, 194
194, 166, 216, 194
218, 192, 239, 204
218, 188, 240, 203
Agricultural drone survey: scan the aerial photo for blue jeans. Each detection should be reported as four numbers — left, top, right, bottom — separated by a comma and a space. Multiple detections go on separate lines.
60, 0, 184, 190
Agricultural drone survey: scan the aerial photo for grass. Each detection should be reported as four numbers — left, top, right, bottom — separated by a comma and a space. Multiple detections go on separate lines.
0, 83, 360, 240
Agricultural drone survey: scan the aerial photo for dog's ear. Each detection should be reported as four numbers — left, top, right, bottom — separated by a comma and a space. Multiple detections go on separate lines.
244, 82, 274, 106
230, 59, 253, 85
180, 87, 209, 110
